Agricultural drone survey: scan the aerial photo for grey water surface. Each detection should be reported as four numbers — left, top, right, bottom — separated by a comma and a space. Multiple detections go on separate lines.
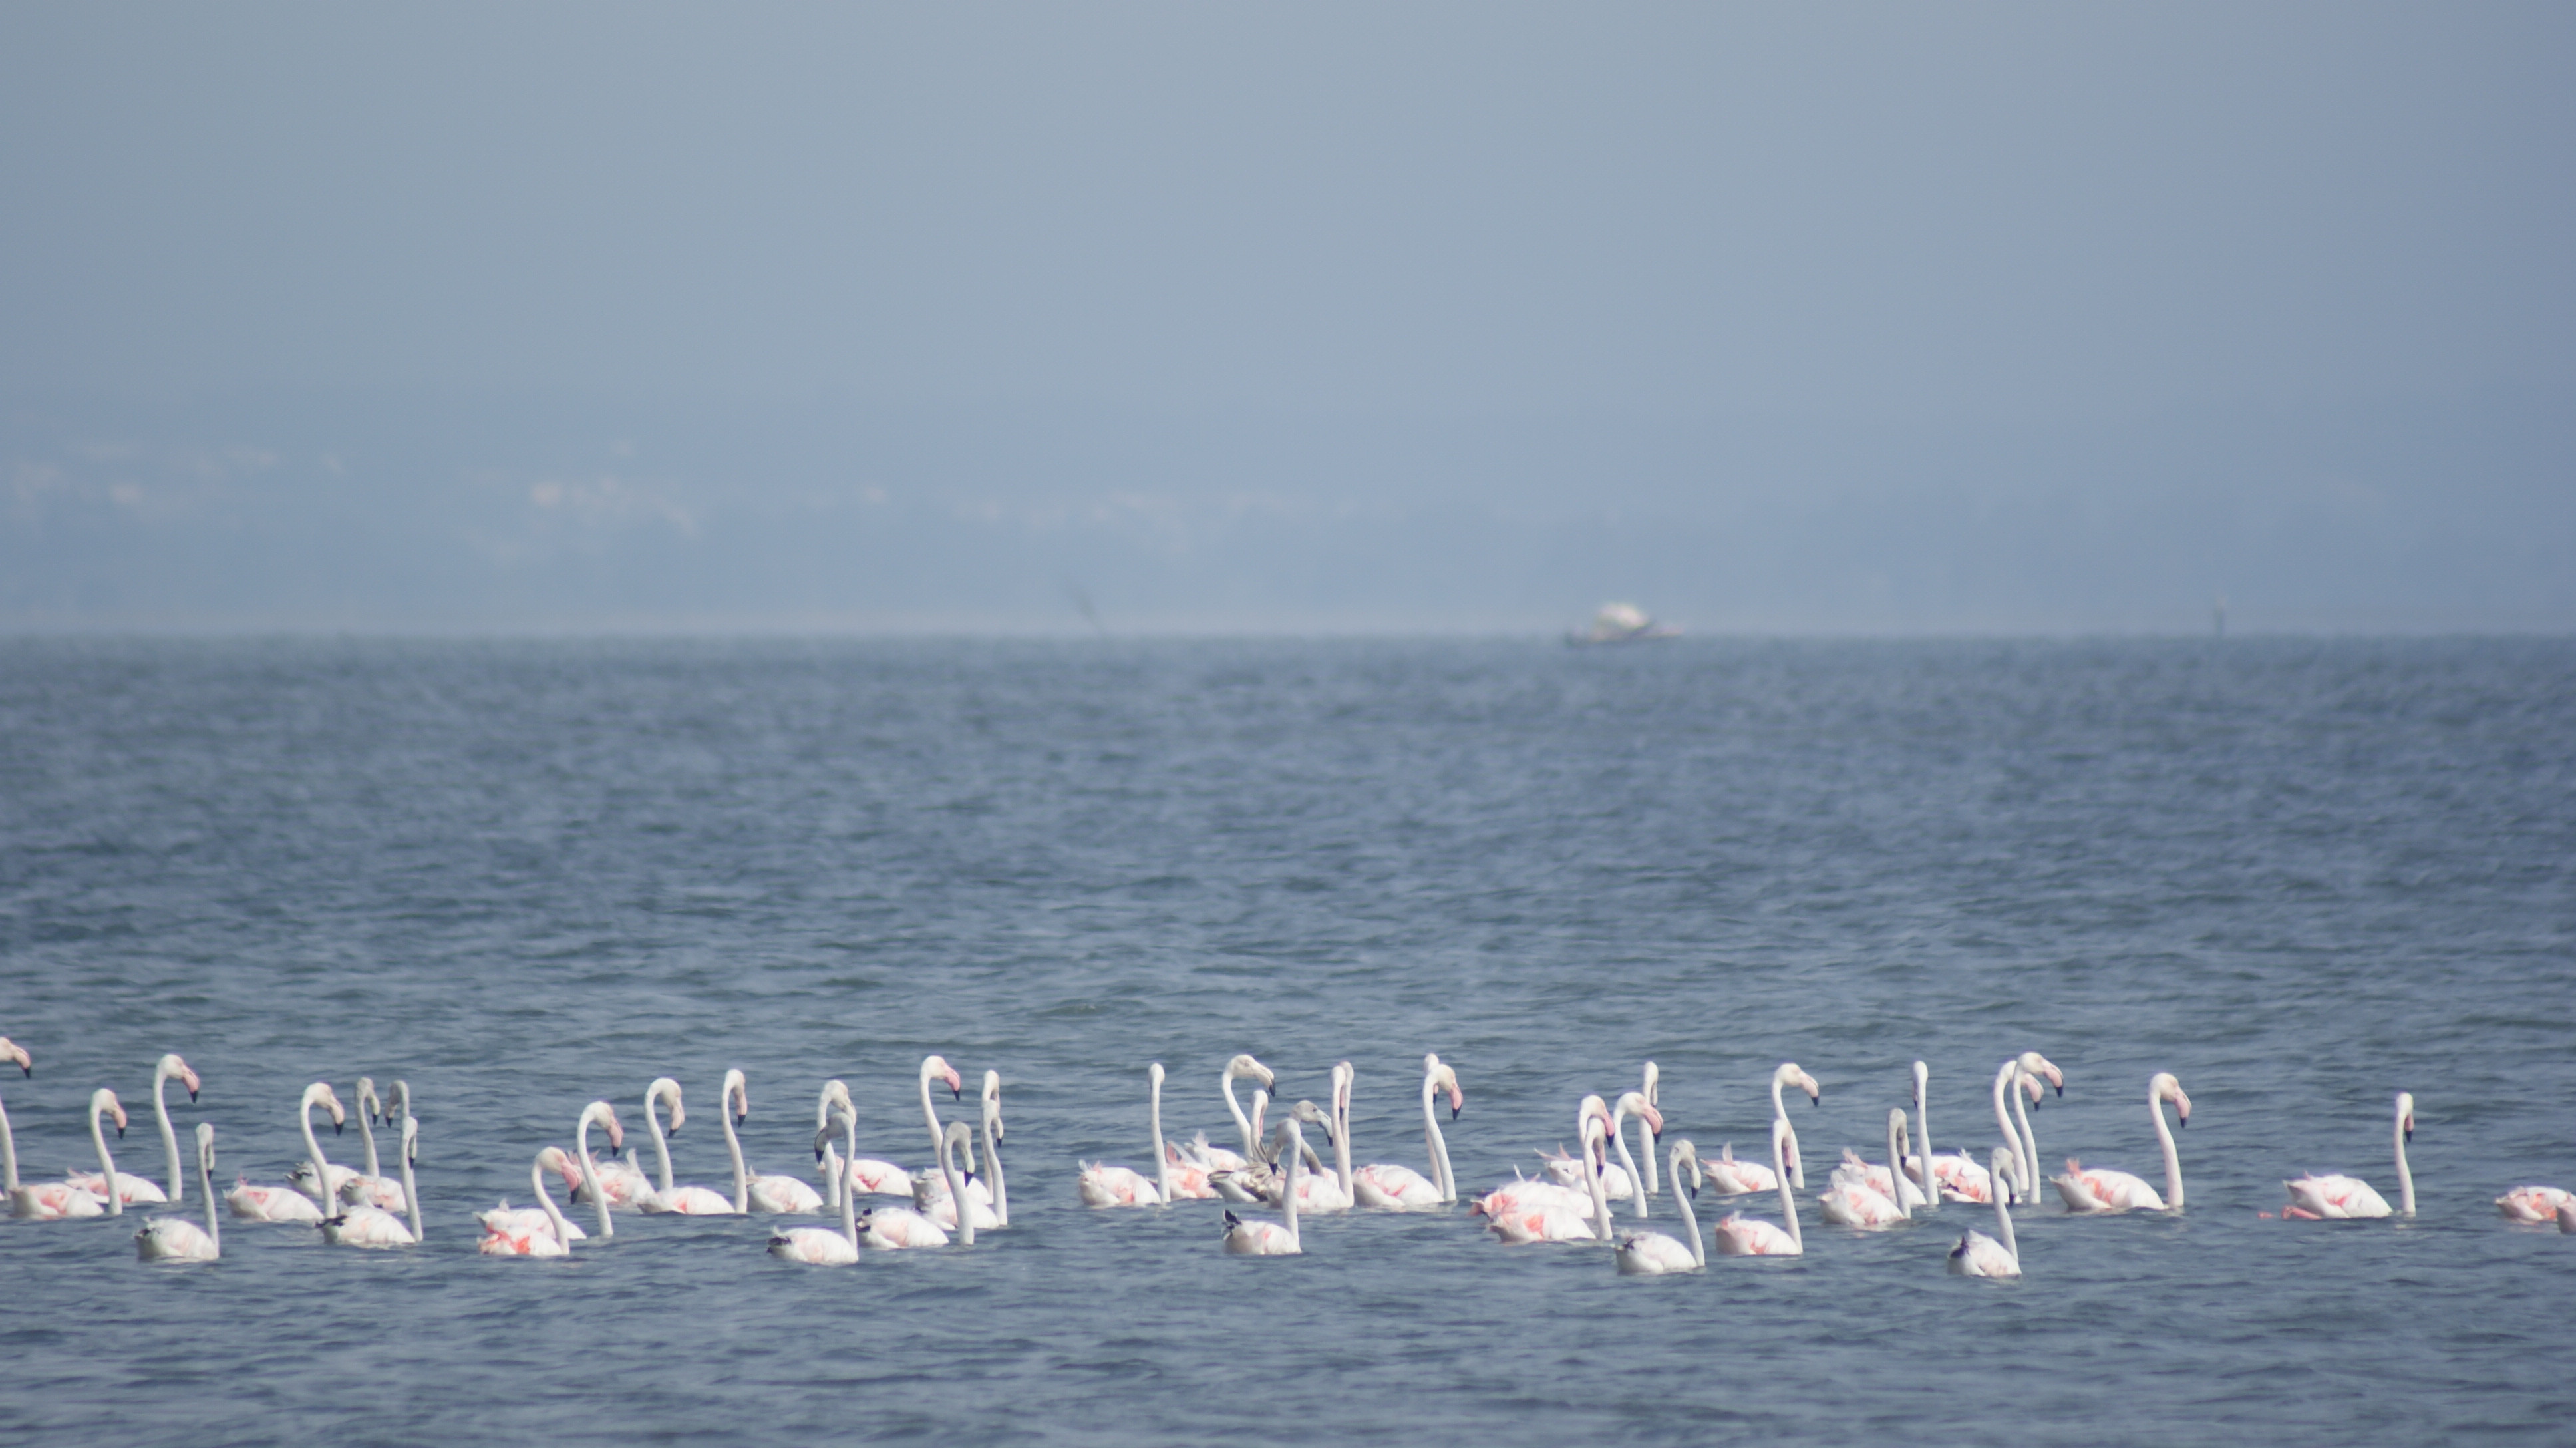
2, 637, 2571, 1445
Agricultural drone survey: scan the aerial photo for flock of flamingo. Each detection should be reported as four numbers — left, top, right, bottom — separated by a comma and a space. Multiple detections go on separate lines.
5, 1033, 2571, 1278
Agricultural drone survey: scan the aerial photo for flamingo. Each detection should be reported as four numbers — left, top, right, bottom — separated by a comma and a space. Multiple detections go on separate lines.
477, 1157, 589, 1244
13, 1088, 130, 1220
770, 1112, 862, 1264
1701, 1139, 1780, 1198
560, 1084, 655, 1212
723, 1071, 824, 1214
480, 1152, 579, 1258
1906, 1059, 2005, 1206
1984, 1058, 2050, 1204
2497, 1184, 2573, 1224
1615, 1141, 1706, 1276
1078, 1062, 1172, 1207
1349, 1055, 1462, 1210
637, 1076, 750, 1216
1635, 1061, 1661, 1195
905, 1055, 993, 1223
1279, 1095, 1353, 1214
0, 1042, 77, 1217
2284, 1092, 2416, 1220
68, 1054, 197, 1207
226, 1082, 345, 1223
2000, 1051, 2064, 1200
1902, 1060, 1941, 1212
137, 1124, 222, 1262
1948, 1147, 2022, 1278
1820, 1110, 1918, 1229
1710, 1117, 1804, 1257
331, 1079, 410, 1213
322, 1113, 424, 1248
1222, 1117, 1309, 1256
1487, 1100, 1615, 1244
814, 1080, 913, 1198
572, 1101, 626, 1240
2052, 1073, 2191, 1213
1202, 1054, 1275, 1171
861, 1118, 975, 1250
977, 1071, 1009, 1226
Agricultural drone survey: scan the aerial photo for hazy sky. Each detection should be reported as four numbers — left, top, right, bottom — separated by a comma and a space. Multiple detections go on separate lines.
3, 5, 2571, 632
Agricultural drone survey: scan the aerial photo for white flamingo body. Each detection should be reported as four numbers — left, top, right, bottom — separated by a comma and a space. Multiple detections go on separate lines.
325, 1111, 423, 1248
1820, 1113, 1921, 1229
812, 1079, 916, 1198
1489, 1099, 1615, 1244
228, 1083, 345, 1223
2496, 1185, 2573, 1223
1079, 1062, 1172, 1208
2285, 1092, 2415, 1220
1223, 1117, 1308, 1256
1712, 1118, 1804, 1257
1352, 1056, 1459, 1210
1616, 1141, 1705, 1275
772, 1114, 863, 1264
13, 1086, 116, 1221
862, 1115, 977, 1250
1949, 1147, 2022, 1278
329, 1078, 408, 1214
480, 1153, 579, 1257
1702, 1141, 1780, 1198
138, 1123, 222, 1261
2052, 1073, 2191, 1214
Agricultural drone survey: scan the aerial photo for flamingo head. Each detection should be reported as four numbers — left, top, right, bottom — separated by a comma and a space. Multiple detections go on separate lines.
1226, 1054, 1275, 1090
2151, 1072, 2191, 1127
583, 1101, 625, 1153
726, 1070, 750, 1126
1615, 1091, 1665, 1139
1641, 1060, 1660, 1109
981, 1071, 1003, 1137
816, 1079, 854, 1129
307, 1082, 346, 1134
1989, 1145, 2017, 1181
2396, 1091, 2414, 1143
1669, 1139, 1702, 1196
925, 1055, 963, 1099
1287, 1098, 1335, 1145
1779, 1063, 1821, 1105
0, 1037, 27, 1077
2018, 1051, 2065, 1096
648, 1078, 686, 1135
1150, 1061, 1166, 1091
536, 1145, 581, 1186
194, 1121, 216, 1167
2020, 1071, 2047, 1108
96, 1088, 128, 1137
1434, 1063, 1464, 1119
1911, 1059, 1929, 1100
160, 1054, 200, 1101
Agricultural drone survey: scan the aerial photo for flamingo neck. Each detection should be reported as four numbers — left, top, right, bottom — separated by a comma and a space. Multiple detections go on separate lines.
533, 1159, 571, 1248
1223, 1071, 1254, 1155
1282, 1122, 1302, 1248
1417, 1069, 1442, 1198
1774, 1133, 1798, 1250
1994, 1175, 2018, 1263
981, 1121, 1007, 1226
1332, 1073, 1353, 1198
400, 1126, 422, 1242
645, 1089, 675, 1195
1673, 1150, 1704, 1266
577, 1114, 613, 1238
155, 1070, 184, 1204
1913, 1069, 1939, 1209
297, 1091, 330, 1215
2011, 1073, 2039, 1202
89, 1095, 121, 1216
721, 1097, 748, 1214
939, 1128, 975, 1246
2390, 1103, 2411, 1216
1588, 1131, 1613, 1241
1, 1090, 19, 1193
1888, 1115, 1911, 1220
1149, 1071, 1172, 1204
199, 1138, 220, 1252
919, 1066, 944, 1160
2150, 1087, 2183, 1210
830, 1142, 857, 1249
357, 1093, 381, 1180
1611, 1107, 1648, 1221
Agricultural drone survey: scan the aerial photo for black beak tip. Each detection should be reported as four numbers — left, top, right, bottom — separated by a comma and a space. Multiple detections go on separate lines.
2055, 1085, 2064, 1097
116, 1125, 126, 1138
1451, 1106, 1462, 1121
188, 1089, 198, 1102
333, 1122, 343, 1135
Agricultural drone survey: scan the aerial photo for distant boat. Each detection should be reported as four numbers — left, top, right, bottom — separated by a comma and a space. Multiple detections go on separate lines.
1566, 602, 1680, 647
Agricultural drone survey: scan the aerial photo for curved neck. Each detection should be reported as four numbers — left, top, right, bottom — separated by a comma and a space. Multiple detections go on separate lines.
1331, 1073, 1353, 1197
980, 1119, 1007, 1226
1673, 1151, 1704, 1266
577, 1114, 613, 1238
1887, 1115, 1911, 1220
2150, 1086, 2183, 1210
939, 1130, 974, 1246
1770, 1074, 1802, 1188
645, 1089, 675, 1194
1150, 1071, 1172, 1204
2394, 1109, 2415, 1218
918, 1066, 944, 1159
401, 1129, 422, 1242
357, 1095, 380, 1180
831, 1142, 856, 1248
2011, 1080, 2038, 1200
721, 1099, 748, 1213
3, 1090, 20, 1193
1989, 1065, 2015, 1200
92, 1097, 122, 1216
1223, 1071, 1255, 1155
1587, 1133, 1613, 1240
1993, 1175, 2018, 1262
1282, 1123, 1303, 1247
199, 1139, 219, 1250
1773, 1133, 1798, 1250
533, 1159, 571, 1248
298, 1092, 330, 1214
155, 1070, 184, 1204
1417, 1069, 1443, 1198
1611, 1109, 1648, 1220
1913, 1071, 1938, 1209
